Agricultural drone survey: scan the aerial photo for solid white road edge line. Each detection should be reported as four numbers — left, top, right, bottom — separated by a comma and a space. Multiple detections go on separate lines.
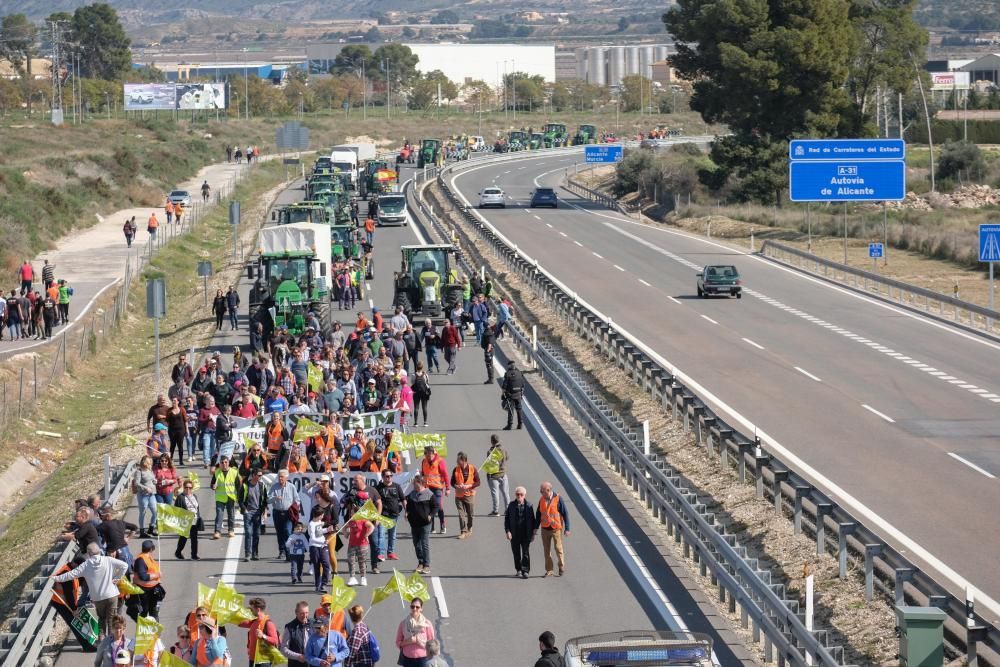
794, 367, 822, 382
639, 279, 652, 287
742, 338, 765, 350
701, 315, 718, 325
614, 264, 626, 272
574, 241, 583, 247
221, 523, 244, 585
449, 154, 1000, 617
861, 404, 895, 423
491, 357, 721, 666
667, 296, 682, 305
592, 252, 604, 259
947, 453, 997, 480
431, 576, 450, 618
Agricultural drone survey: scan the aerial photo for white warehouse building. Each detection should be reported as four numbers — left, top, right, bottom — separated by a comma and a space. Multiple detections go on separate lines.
404, 43, 556, 85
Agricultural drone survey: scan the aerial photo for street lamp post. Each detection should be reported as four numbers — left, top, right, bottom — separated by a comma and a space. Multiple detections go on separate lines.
242, 48, 249, 121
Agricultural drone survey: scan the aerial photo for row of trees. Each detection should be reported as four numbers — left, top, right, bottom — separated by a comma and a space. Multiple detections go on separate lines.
664, 0, 929, 203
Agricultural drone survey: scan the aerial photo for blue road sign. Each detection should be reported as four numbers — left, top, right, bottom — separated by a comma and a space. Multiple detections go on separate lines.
789, 161, 906, 202
790, 139, 905, 161
585, 145, 624, 163
868, 243, 884, 258
980, 224, 1000, 262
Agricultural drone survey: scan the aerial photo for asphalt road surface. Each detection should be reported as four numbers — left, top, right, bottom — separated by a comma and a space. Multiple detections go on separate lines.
56, 167, 747, 666
447, 150, 1000, 618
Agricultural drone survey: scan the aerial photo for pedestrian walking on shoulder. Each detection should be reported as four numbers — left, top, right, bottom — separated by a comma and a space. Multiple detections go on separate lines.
486, 434, 510, 516
410, 362, 431, 427
42, 258, 55, 289
534, 482, 570, 577
226, 285, 240, 330
51, 543, 128, 637
451, 452, 480, 539
481, 319, 496, 384
405, 475, 434, 574
212, 290, 227, 331
535, 630, 565, 667
123, 219, 135, 247
501, 360, 524, 430
505, 486, 535, 578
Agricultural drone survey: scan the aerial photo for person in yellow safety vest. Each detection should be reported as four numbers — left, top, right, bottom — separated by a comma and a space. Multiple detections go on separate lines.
532, 481, 571, 577
420, 446, 450, 534
450, 452, 481, 539
210, 457, 239, 539
191, 619, 228, 666
132, 540, 162, 619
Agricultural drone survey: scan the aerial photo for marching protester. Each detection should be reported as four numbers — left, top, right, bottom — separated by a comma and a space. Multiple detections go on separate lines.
534, 482, 571, 577
280, 601, 312, 667
420, 446, 449, 535
505, 486, 536, 579
451, 452, 481, 539
485, 434, 510, 516
92, 617, 134, 667
405, 475, 435, 575
51, 542, 128, 638
306, 615, 350, 666
174, 477, 202, 560
395, 597, 435, 667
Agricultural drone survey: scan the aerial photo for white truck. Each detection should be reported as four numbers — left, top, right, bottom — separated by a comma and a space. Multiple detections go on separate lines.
330, 143, 378, 191
564, 631, 713, 667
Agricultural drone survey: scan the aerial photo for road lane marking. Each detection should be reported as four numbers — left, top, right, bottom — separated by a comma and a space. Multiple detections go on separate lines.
614, 264, 625, 272
574, 241, 583, 247
368, 298, 374, 309
795, 366, 822, 382
701, 315, 718, 325
948, 453, 996, 479
431, 576, 450, 618
559, 232, 568, 237
221, 521, 244, 585
533, 215, 541, 220
639, 279, 651, 287
365, 282, 372, 291
862, 404, 895, 423
546, 223, 553, 228
742, 338, 765, 350
667, 296, 682, 305
592, 252, 604, 259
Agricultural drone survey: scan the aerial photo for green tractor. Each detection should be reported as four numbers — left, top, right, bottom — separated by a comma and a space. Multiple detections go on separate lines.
528, 132, 544, 150
309, 185, 352, 225
507, 130, 528, 151
271, 202, 329, 226
417, 139, 443, 169
392, 245, 463, 319
361, 160, 394, 198
573, 124, 597, 145
542, 123, 568, 148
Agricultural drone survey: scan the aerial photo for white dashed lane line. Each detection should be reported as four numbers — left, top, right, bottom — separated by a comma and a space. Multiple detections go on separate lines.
559, 232, 568, 237
545, 223, 553, 228
667, 296, 682, 305
742, 338, 765, 350
795, 366, 822, 382
701, 315, 718, 325
862, 404, 895, 423
947, 453, 997, 479
574, 241, 584, 247
533, 215, 541, 220
613, 264, 625, 272
639, 279, 651, 287
592, 252, 604, 259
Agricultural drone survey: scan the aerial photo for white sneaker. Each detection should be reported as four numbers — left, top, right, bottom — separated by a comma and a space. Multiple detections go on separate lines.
306, 566, 313, 575
360, 576, 368, 586
347, 576, 359, 586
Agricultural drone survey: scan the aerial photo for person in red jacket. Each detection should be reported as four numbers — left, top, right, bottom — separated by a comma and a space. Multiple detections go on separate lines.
440, 319, 461, 375
238, 597, 279, 666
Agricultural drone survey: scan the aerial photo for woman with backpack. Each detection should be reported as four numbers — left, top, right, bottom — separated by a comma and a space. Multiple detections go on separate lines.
123, 219, 135, 248
410, 361, 431, 428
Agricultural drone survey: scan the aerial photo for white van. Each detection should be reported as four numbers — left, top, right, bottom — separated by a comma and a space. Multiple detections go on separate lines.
469, 135, 487, 152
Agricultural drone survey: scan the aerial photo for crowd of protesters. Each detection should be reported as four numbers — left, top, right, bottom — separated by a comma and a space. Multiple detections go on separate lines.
2, 259, 72, 342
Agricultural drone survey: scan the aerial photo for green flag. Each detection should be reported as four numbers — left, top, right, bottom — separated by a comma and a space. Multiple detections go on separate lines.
160, 650, 191, 667
120, 432, 139, 448
211, 582, 245, 625
185, 471, 201, 491
156, 504, 196, 537
307, 363, 324, 393
198, 582, 215, 610
135, 615, 164, 654
328, 576, 356, 613
401, 571, 432, 603
371, 570, 405, 607
389, 432, 447, 456
480, 447, 505, 476
117, 577, 143, 597
255, 639, 288, 665
293, 416, 324, 442
348, 499, 395, 530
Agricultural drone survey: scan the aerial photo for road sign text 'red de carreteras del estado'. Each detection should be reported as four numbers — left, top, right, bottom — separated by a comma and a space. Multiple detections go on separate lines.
788, 139, 906, 203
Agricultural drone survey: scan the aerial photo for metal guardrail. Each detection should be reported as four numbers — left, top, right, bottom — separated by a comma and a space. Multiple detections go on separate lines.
422, 155, 999, 666
760, 240, 1000, 335
0, 458, 137, 666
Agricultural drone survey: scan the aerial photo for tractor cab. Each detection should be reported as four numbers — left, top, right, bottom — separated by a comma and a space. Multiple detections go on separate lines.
272, 203, 326, 226
417, 139, 443, 168
393, 245, 463, 318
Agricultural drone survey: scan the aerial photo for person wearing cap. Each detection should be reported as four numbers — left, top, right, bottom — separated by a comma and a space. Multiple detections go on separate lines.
314, 594, 353, 641
237, 468, 267, 560
132, 540, 163, 619
92, 616, 134, 667
147, 423, 170, 463
306, 615, 350, 667
371, 307, 384, 333
190, 616, 227, 666
501, 359, 524, 430
281, 601, 312, 667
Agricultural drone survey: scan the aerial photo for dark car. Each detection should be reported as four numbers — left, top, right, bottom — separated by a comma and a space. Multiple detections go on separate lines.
697, 264, 742, 298
530, 187, 558, 208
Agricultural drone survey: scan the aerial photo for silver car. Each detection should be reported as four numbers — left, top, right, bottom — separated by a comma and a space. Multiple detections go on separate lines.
478, 187, 506, 208
168, 190, 193, 207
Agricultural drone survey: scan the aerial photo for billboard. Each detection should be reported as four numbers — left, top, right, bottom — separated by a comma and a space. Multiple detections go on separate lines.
123, 83, 175, 110
176, 82, 227, 110
930, 71, 970, 90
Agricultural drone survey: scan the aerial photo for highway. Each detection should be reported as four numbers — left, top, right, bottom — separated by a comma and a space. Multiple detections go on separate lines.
447, 150, 1000, 615
55, 168, 750, 666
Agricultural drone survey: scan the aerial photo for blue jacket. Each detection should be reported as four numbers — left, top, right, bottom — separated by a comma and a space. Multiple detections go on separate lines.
305, 630, 349, 666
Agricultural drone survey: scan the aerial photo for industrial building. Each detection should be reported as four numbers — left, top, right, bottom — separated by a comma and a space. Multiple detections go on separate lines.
573, 44, 675, 88
130, 61, 296, 84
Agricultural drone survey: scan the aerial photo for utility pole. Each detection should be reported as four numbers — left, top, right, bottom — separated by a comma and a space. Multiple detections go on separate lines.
512, 58, 517, 122
361, 59, 366, 120
242, 48, 249, 120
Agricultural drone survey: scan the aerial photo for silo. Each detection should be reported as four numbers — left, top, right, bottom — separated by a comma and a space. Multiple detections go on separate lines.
575, 49, 587, 80
587, 47, 606, 86
640, 46, 655, 77
654, 45, 669, 63
625, 46, 640, 76
609, 47, 626, 88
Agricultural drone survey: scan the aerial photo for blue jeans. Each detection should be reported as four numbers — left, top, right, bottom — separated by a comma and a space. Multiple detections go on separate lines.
273, 509, 292, 558
186, 431, 196, 460
474, 320, 485, 343
411, 523, 431, 567
425, 346, 439, 372
201, 432, 216, 466
243, 512, 262, 556
138, 493, 157, 530
228, 309, 238, 329
376, 522, 397, 558
214, 499, 234, 533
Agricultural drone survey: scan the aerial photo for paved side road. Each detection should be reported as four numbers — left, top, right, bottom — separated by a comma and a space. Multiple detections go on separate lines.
1, 157, 254, 359
53, 174, 749, 666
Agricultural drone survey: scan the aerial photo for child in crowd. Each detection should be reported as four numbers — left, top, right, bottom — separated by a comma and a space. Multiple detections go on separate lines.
285, 522, 309, 584
346, 496, 374, 587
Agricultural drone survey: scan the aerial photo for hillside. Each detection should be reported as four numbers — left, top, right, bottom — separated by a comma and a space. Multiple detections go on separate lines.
915, 0, 1000, 30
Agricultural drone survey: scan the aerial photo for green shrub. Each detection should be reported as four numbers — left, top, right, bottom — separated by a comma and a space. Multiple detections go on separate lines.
937, 140, 986, 182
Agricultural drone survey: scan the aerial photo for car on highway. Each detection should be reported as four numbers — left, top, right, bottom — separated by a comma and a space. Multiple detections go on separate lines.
168, 190, 193, 208
478, 187, 506, 208
697, 264, 742, 298
530, 187, 558, 208
376, 193, 408, 226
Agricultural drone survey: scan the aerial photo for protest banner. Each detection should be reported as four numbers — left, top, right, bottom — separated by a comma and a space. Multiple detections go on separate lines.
389, 432, 446, 456
156, 504, 196, 537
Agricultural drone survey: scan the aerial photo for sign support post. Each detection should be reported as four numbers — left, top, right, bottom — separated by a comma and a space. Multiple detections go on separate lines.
146, 279, 167, 387
979, 224, 1000, 330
